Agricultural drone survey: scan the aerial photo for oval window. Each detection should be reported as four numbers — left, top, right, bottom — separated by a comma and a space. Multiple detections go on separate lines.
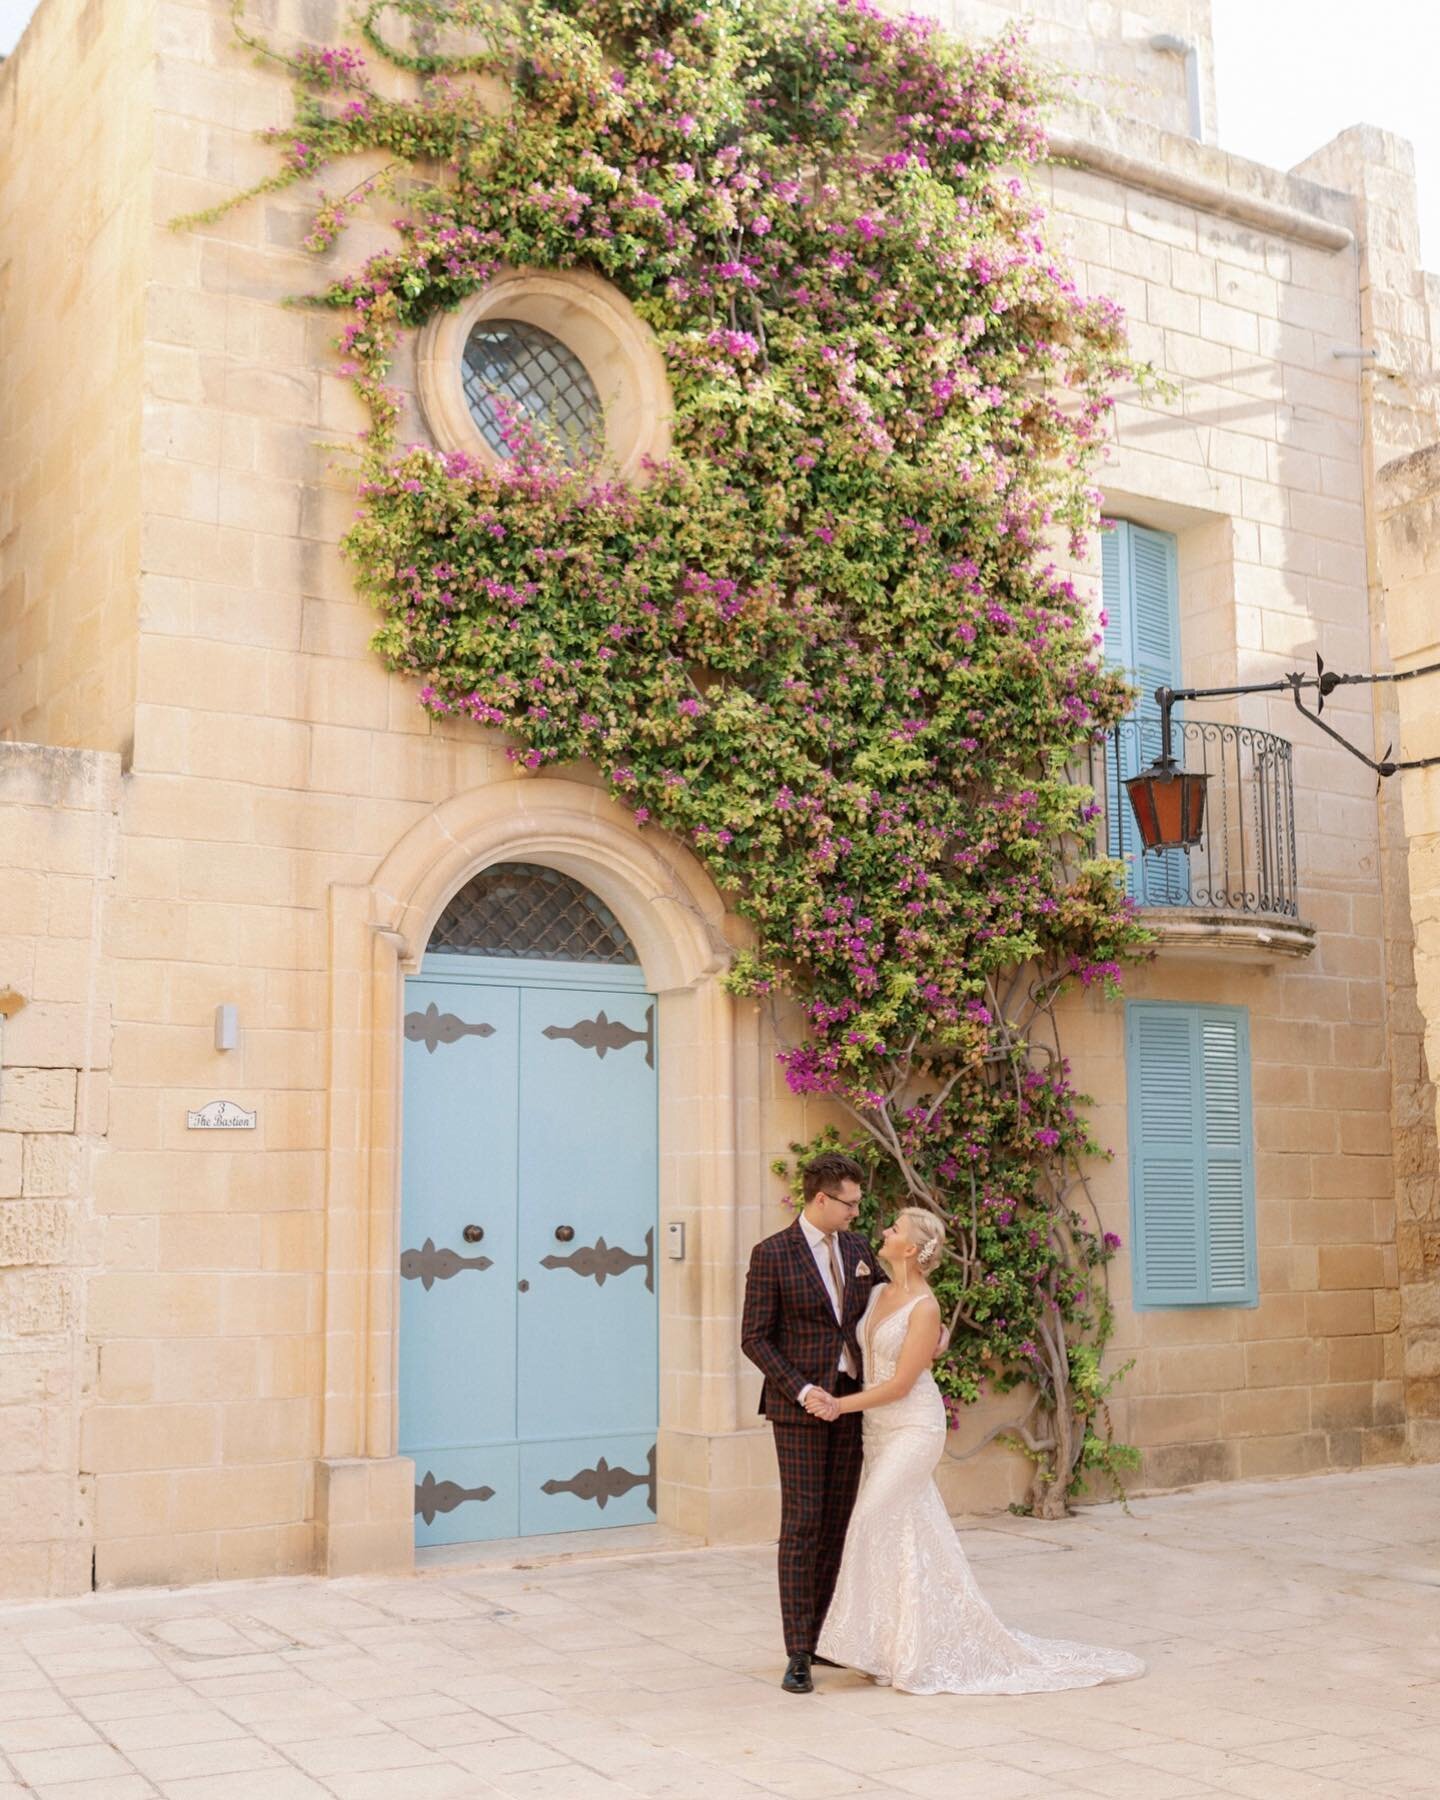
460, 319, 603, 464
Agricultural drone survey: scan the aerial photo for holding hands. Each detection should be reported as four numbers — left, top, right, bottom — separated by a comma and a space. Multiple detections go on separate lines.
803, 1319, 948, 1424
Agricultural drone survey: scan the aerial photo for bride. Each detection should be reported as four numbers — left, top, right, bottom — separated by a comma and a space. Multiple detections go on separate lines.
810, 1207, 1144, 1695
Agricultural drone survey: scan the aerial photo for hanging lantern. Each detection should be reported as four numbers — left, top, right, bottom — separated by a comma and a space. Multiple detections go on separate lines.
1125, 763, 1209, 853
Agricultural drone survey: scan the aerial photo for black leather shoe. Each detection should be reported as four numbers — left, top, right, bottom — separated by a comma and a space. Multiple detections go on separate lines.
782, 1653, 813, 1694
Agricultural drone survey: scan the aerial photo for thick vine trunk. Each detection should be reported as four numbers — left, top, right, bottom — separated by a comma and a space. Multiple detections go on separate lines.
1027, 1398, 1073, 1518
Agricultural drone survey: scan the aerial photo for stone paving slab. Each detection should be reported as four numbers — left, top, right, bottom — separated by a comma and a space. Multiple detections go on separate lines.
1, 1466, 1439, 1798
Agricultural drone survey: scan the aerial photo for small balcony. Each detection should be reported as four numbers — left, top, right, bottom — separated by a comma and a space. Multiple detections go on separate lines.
1088, 718, 1315, 960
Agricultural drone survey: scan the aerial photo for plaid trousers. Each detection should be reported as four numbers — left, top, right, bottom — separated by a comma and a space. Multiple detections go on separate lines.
771, 1373, 864, 1656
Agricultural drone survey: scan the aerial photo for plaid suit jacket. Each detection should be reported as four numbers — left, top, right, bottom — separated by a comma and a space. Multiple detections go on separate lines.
741, 1218, 886, 1426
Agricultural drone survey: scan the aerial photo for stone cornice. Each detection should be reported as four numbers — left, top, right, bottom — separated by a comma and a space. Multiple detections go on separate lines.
1048, 133, 1355, 254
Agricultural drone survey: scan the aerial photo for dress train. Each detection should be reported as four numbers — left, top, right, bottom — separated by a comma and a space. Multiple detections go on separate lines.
816, 1290, 1144, 1696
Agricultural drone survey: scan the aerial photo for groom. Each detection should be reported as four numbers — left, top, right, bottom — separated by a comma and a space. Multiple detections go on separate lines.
741, 1152, 882, 1694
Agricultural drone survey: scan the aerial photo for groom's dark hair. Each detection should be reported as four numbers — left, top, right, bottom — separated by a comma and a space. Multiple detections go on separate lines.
801, 1151, 866, 1203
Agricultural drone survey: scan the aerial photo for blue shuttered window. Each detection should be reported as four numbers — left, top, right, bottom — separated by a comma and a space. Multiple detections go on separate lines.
1101, 520, 1187, 901
1101, 519, 1181, 716
1126, 1001, 1258, 1308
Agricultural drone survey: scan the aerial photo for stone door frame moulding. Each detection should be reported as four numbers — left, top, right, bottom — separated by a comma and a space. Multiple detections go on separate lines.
416, 265, 674, 483
317, 776, 748, 1577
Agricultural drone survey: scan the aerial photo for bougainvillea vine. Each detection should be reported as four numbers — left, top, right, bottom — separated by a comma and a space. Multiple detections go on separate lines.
195, 0, 1156, 1513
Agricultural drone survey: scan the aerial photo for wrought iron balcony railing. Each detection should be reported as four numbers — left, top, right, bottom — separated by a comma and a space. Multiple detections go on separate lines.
1088, 718, 1300, 919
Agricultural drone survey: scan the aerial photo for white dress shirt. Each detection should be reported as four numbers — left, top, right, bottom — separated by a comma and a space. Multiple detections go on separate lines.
797, 1213, 858, 1402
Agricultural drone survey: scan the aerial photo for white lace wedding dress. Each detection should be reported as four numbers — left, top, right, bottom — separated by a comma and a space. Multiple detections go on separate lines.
816, 1289, 1144, 1695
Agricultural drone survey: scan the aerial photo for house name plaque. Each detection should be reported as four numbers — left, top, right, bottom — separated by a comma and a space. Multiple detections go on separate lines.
186, 1099, 257, 1131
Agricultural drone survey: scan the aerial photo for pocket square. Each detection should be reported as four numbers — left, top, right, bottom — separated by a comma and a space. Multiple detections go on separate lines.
855, 1263, 871, 1277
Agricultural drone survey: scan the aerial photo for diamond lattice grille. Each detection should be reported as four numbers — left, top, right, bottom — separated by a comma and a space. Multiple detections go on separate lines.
428, 863, 638, 964
461, 319, 603, 464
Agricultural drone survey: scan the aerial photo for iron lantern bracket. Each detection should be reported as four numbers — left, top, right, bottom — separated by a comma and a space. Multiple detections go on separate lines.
1152, 654, 1440, 786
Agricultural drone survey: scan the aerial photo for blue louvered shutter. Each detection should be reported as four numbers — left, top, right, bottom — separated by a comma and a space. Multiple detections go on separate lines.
1198, 1009, 1256, 1302
1128, 1003, 1203, 1304
1100, 522, 1131, 675
1127, 1002, 1257, 1308
1128, 525, 1180, 741
1101, 522, 1186, 901
1099, 525, 1136, 872
1130, 528, 1188, 903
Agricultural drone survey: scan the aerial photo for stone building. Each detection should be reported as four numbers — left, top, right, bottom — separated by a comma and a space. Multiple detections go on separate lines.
1, 0, 1438, 1596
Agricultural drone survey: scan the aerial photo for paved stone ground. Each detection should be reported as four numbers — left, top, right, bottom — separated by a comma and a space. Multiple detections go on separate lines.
2, 1466, 1440, 1800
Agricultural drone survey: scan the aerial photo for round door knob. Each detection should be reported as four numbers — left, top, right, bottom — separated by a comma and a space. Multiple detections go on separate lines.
554, 1225, 575, 1243
518, 1278, 530, 1293
462, 1224, 484, 1244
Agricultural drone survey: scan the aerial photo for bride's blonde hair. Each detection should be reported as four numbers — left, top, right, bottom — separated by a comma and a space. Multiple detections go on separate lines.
885, 1207, 947, 1280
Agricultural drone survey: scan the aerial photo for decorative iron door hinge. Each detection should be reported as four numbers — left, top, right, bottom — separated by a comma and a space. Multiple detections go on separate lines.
404, 1002, 497, 1054
541, 1005, 654, 1068
541, 1444, 656, 1513
414, 1470, 496, 1524
540, 1227, 654, 1293
400, 1237, 495, 1290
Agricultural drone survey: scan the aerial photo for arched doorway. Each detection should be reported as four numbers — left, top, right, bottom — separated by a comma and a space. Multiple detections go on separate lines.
399, 862, 659, 1547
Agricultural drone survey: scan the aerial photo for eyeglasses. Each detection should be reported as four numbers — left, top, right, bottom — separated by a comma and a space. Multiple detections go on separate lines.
823, 1195, 862, 1211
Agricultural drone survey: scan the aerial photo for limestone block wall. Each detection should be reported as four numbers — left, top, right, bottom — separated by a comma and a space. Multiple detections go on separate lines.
1376, 444, 1440, 1456
0, 743, 117, 1597
77, 0, 511, 1589
1305, 127, 1440, 1460
1006, 119, 1434, 1490
1064, 951, 1408, 1494
0, 0, 151, 754
944, 0, 1217, 143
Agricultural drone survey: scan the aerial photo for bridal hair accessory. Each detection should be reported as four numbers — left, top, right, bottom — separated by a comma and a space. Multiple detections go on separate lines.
892, 1205, 945, 1276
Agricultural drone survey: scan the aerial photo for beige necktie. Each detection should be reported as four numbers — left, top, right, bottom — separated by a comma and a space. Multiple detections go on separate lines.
825, 1233, 857, 1378
825, 1232, 843, 1320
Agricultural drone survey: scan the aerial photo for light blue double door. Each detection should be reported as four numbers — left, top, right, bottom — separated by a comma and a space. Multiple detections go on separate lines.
399, 953, 658, 1546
